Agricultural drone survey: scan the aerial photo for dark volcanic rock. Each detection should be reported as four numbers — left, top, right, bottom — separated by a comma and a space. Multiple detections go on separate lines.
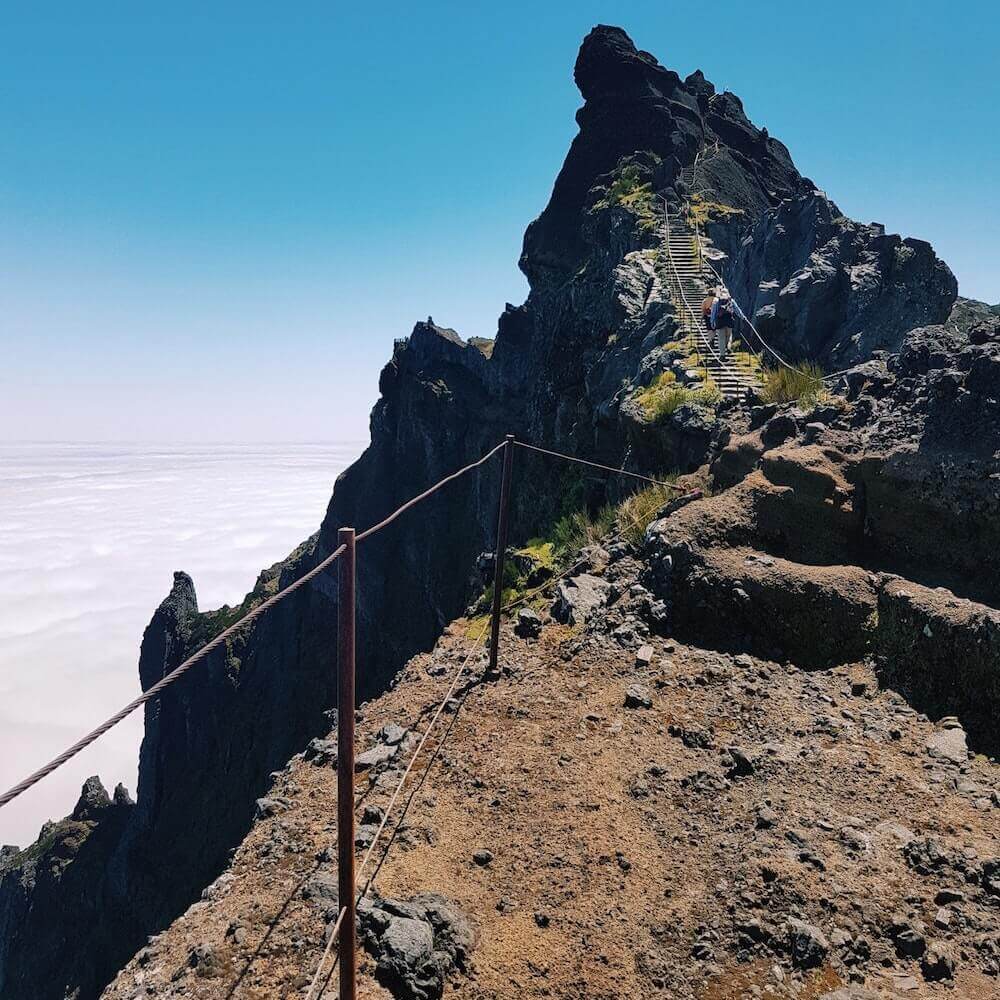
358, 893, 476, 1000
727, 193, 957, 369
0, 23, 975, 1000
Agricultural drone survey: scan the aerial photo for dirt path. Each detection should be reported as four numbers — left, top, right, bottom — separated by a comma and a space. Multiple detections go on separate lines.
104, 599, 999, 1000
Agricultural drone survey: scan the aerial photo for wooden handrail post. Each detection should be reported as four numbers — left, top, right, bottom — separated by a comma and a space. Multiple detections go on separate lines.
488, 436, 515, 676
337, 527, 357, 1000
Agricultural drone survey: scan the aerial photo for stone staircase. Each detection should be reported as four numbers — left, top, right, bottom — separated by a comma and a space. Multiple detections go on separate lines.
660, 211, 763, 399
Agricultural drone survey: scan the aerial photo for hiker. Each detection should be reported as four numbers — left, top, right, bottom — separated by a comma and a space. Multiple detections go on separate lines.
701, 288, 717, 332
711, 289, 735, 359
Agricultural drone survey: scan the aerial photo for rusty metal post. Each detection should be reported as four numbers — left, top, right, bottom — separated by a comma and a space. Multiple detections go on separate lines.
336, 527, 357, 1000
488, 436, 515, 675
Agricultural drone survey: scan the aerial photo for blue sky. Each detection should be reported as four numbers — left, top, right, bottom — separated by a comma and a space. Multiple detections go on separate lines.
2, 1, 997, 442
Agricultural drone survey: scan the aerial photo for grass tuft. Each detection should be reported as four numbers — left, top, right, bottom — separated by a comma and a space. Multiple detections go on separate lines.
617, 483, 679, 548
687, 195, 745, 227
760, 363, 828, 407
634, 372, 721, 423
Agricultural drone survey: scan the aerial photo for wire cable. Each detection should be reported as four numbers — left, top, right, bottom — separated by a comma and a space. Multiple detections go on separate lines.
304, 621, 491, 999
356, 442, 506, 542
0, 540, 348, 810
0, 440, 509, 812
513, 441, 688, 492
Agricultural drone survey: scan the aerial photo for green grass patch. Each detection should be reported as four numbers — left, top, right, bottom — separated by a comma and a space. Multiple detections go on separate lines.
550, 506, 617, 561
760, 362, 828, 407
594, 163, 659, 230
617, 482, 679, 548
634, 372, 721, 423
687, 194, 745, 227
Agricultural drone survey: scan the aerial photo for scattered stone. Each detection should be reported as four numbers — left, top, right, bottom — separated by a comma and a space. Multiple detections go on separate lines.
681, 770, 727, 794
253, 797, 288, 820
379, 724, 408, 746
840, 826, 872, 853
921, 942, 956, 981
624, 685, 653, 709
533, 911, 550, 928
934, 887, 965, 904
724, 746, 755, 778
888, 914, 926, 958
925, 727, 968, 765
187, 941, 228, 978
356, 824, 379, 848
304, 738, 338, 765
471, 849, 494, 867
355, 744, 400, 771
786, 918, 829, 968
982, 858, 1000, 897
362, 804, 386, 826
303, 873, 340, 915
668, 724, 713, 749
635, 644, 654, 667
756, 804, 779, 829
514, 608, 543, 639
553, 574, 611, 625
357, 893, 475, 1000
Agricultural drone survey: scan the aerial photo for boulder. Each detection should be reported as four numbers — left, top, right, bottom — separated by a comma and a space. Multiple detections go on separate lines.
786, 918, 829, 968
514, 608, 543, 639
358, 893, 476, 1000
553, 574, 611, 625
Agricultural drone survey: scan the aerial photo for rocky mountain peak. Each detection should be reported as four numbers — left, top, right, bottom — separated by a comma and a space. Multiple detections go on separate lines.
0, 24, 989, 1000
573, 24, 680, 102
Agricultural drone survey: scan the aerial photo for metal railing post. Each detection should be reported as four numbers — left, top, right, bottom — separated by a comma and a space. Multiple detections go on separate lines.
336, 527, 357, 1000
488, 436, 515, 676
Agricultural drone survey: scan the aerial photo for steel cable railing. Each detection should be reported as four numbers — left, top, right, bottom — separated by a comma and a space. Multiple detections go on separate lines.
688, 144, 855, 389
3, 434, 708, 999
0, 444, 507, 812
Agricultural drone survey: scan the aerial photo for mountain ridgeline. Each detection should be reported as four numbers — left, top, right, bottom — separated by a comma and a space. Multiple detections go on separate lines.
1, 24, 994, 1000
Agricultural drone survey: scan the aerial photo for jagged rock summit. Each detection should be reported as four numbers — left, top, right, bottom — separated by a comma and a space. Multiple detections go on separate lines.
0, 25, 988, 1000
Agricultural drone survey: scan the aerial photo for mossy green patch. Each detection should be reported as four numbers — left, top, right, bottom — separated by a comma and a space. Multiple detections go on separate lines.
634, 372, 721, 423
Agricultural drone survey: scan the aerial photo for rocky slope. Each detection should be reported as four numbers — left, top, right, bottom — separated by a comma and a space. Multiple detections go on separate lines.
0, 23, 991, 1000
100, 547, 1000, 999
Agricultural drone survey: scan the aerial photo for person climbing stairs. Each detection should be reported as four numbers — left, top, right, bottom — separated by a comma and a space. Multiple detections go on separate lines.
660, 211, 763, 399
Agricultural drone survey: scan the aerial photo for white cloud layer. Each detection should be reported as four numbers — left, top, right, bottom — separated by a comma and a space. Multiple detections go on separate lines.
0, 442, 359, 847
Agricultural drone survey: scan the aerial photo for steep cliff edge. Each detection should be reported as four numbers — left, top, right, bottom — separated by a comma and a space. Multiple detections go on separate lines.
0, 24, 977, 1000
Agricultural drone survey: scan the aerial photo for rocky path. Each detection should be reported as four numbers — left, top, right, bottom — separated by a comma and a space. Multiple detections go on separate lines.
102, 548, 999, 1000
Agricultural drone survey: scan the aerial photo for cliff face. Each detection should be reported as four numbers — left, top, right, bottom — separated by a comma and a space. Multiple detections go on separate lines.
0, 24, 966, 1000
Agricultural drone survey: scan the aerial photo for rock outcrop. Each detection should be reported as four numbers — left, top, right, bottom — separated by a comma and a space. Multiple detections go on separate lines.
0, 24, 978, 1000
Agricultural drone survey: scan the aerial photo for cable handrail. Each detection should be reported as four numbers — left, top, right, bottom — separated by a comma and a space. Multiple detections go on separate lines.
0, 541, 350, 810
514, 441, 688, 492
304, 620, 491, 999
356, 441, 507, 542
0, 444, 508, 812
663, 203, 748, 380
687, 148, 855, 388
0, 435, 687, 813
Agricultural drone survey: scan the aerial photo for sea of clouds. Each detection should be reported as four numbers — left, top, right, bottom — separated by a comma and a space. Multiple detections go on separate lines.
0, 442, 360, 848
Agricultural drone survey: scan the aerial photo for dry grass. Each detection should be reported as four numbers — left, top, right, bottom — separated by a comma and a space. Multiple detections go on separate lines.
760, 363, 828, 407
617, 483, 679, 548
634, 372, 721, 423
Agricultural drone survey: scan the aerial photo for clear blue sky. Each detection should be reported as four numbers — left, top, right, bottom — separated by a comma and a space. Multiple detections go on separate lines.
2, 1, 997, 442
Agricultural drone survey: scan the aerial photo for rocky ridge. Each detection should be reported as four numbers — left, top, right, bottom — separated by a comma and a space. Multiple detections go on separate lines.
99, 529, 1000, 999
1, 23, 994, 1000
